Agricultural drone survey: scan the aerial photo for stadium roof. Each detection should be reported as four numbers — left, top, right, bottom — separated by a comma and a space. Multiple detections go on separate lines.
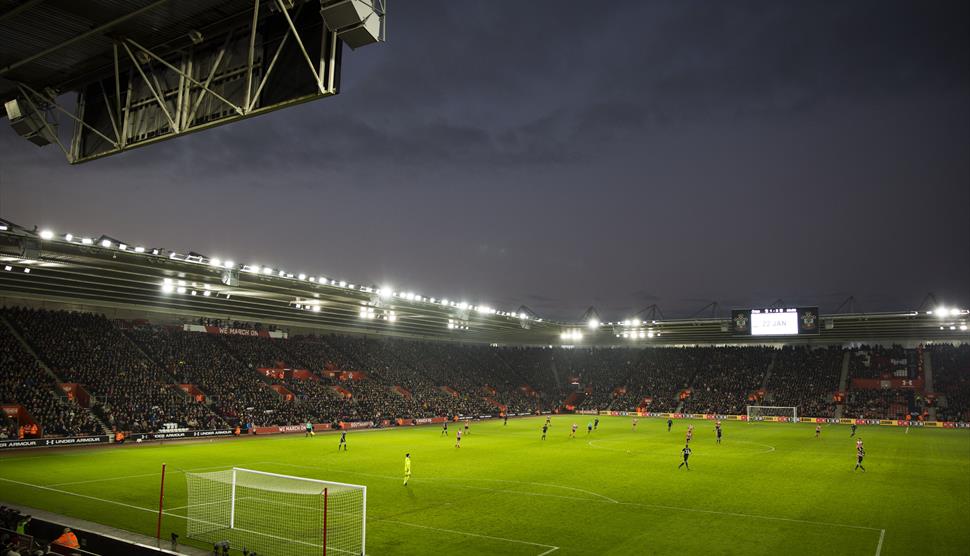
0, 221, 967, 346
0, 0, 260, 105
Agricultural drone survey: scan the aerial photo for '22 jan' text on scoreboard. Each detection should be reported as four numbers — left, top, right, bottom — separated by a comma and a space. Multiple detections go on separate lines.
731, 307, 820, 336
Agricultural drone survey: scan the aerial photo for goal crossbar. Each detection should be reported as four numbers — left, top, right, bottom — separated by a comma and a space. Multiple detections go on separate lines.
186, 467, 366, 556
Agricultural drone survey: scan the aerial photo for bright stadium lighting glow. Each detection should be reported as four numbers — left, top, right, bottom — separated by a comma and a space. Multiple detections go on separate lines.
622, 320, 631, 327
82, 238, 93, 245
631, 319, 641, 327
949, 325, 956, 330
936, 307, 948, 317
588, 318, 600, 329
22, 268, 29, 274
203, 290, 211, 297
960, 324, 968, 331
312, 305, 321, 312
119, 244, 127, 250
152, 249, 160, 255
298, 273, 306, 280
190, 290, 197, 296
950, 308, 961, 316
100, 239, 112, 247
176, 287, 186, 294
161, 283, 174, 293
39, 229, 54, 240
134, 246, 145, 253
459, 301, 468, 310
647, 331, 655, 338
2, 266, 11, 271
223, 260, 234, 269
263, 267, 273, 275
65, 234, 73, 241
211, 258, 222, 267
339, 281, 347, 288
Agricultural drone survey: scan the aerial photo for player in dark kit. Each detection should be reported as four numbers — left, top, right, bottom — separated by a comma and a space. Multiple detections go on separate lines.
854, 444, 866, 472
504, 415, 508, 426
715, 422, 722, 444
338, 431, 347, 451
541, 424, 548, 440
441, 422, 448, 436
667, 418, 673, 432
678, 445, 692, 470
850, 423, 857, 437
594, 418, 599, 430
815, 424, 821, 439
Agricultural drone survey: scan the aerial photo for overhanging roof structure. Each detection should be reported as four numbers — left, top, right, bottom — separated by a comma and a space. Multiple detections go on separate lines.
1, 0, 385, 163
0, 222, 966, 346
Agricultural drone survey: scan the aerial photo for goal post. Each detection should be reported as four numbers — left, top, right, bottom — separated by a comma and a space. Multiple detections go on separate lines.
746, 405, 798, 421
185, 467, 366, 556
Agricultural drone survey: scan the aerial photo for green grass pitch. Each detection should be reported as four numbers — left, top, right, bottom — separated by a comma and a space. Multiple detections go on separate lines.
1, 416, 968, 555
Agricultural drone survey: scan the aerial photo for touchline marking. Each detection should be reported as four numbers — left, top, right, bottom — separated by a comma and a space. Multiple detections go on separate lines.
376, 519, 559, 555
875, 529, 885, 556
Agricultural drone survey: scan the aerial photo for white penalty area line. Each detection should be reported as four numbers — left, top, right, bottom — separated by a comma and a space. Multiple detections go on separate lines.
376, 519, 558, 556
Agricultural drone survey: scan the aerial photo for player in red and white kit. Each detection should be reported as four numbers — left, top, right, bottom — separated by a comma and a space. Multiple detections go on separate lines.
455, 429, 462, 448
570, 423, 578, 438
686, 424, 694, 444
815, 424, 821, 439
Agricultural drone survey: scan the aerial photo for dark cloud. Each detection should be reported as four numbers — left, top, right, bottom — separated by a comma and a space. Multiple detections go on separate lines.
1, 0, 967, 320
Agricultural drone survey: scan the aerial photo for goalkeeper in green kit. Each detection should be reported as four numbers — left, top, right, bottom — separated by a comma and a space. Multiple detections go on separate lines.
403, 453, 412, 486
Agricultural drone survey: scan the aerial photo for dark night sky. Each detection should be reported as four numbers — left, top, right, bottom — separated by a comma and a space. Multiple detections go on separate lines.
1, 1, 968, 321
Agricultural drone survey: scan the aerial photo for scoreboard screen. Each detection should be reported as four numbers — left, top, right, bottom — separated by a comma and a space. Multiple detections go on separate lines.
731, 307, 819, 336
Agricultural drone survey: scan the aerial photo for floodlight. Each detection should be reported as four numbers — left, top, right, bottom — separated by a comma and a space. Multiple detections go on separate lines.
100, 239, 112, 247
2, 266, 10, 271
631, 319, 641, 327
339, 281, 347, 287
936, 307, 947, 317
961, 324, 968, 331
263, 267, 273, 275
191, 290, 197, 296
211, 258, 222, 267
588, 318, 600, 329
312, 305, 321, 312
65, 234, 74, 241
161, 283, 174, 293
119, 244, 127, 250
298, 273, 307, 280
39, 229, 54, 240
22, 268, 29, 274
951, 308, 961, 316
223, 260, 234, 268
134, 246, 145, 253
203, 290, 211, 297
647, 331, 655, 338
176, 287, 186, 294
82, 238, 93, 245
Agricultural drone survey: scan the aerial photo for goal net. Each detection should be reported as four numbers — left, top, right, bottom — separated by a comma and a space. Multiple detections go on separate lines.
746, 405, 798, 421
184, 468, 366, 556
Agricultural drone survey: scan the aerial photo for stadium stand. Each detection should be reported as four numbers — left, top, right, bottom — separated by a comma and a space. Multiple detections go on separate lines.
930, 344, 970, 422
0, 306, 966, 436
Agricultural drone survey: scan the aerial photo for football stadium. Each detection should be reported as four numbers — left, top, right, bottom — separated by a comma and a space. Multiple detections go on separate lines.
1, 2, 968, 556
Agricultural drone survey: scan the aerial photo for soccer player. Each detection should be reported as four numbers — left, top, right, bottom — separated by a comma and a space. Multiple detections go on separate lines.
815, 424, 821, 439
464, 422, 470, 436
678, 445, 692, 470
632, 418, 639, 431
541, 423, 548, 440
686, 424, 694, 444
715, 422, 722, 444
305, 421, 314, 437
403, 453, 411, 486
338, 430, 347, 451
504, 415, 508, 426
667, 418, 673, 432
455, 429, 462, 448
441, 422, 448, 436
587, 422, 593, 435
854, 443, 866, 472
850, 423, 857, 437
594, 417, 600, 430
545, 416, 552, 429
570, 423, 578, 438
